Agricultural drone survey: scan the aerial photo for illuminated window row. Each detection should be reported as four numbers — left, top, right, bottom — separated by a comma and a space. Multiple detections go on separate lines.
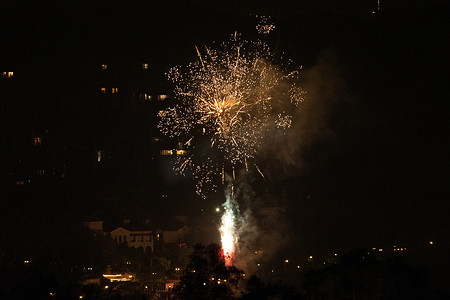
160, 149, 187, 156
100, 87, 119, 94
2, 71, 14, 78
141, 94, 169, 101
100, 63, 149, 70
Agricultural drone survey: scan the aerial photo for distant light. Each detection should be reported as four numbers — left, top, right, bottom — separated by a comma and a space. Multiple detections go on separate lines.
309, 256, 313, 259
429, 241, 434, 245
24, 260, 30, 264
378, 249, 383, 252
284, 259, 289, 263
203, 282, 206, 286
101, 64, 107, 70
105, 286, 109, 289
160, 150, 173, 156
297, 265, 300, 269
257, 263, 261, 267
3, 71, 14, 78
158, 94, 168, 101
34, 137, 42, 146
79, 296, 84, 299
141, 63, 149, 70
216, 207, 220, 212
50, 292, 55, 296
176, 150, 187, 155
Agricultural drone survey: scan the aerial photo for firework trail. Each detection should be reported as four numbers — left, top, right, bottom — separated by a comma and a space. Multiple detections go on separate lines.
158, 30, 305, 265
220, 194, 238, 266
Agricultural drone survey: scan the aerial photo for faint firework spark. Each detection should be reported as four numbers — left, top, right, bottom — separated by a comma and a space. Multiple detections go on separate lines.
255, 15, 276, 35
158, 32, 304, 197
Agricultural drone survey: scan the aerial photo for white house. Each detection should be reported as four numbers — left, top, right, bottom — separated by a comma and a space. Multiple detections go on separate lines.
110, 226, 154, 253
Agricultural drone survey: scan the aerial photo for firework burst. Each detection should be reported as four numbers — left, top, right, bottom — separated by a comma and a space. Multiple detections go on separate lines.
158, 33, 304, 197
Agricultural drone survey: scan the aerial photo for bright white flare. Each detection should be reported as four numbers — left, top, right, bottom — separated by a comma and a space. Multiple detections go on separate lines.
220, 196, 236, 266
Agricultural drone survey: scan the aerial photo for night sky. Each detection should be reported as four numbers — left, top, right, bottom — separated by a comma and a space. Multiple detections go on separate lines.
1, 0, 449, 285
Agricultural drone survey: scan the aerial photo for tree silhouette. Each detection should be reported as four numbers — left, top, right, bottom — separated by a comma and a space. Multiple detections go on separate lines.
179, 243, 243, 300
302, 249, 432, 300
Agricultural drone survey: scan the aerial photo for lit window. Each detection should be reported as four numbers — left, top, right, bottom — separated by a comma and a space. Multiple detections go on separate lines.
100, 87, 106, 93
139, 93, 152, 101
34, 137, 42, 146
97, 150, 102, 162
176, 150, 187, 155
160, 150, 173, 155
3, 71, 13, 78
157, 94, 168, 101
111, 88, 118, 94
141, 63, 149, 70
101, 64, 107, 70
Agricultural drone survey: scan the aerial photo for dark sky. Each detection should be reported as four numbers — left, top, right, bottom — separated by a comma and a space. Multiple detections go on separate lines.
1, 0, 449, 259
